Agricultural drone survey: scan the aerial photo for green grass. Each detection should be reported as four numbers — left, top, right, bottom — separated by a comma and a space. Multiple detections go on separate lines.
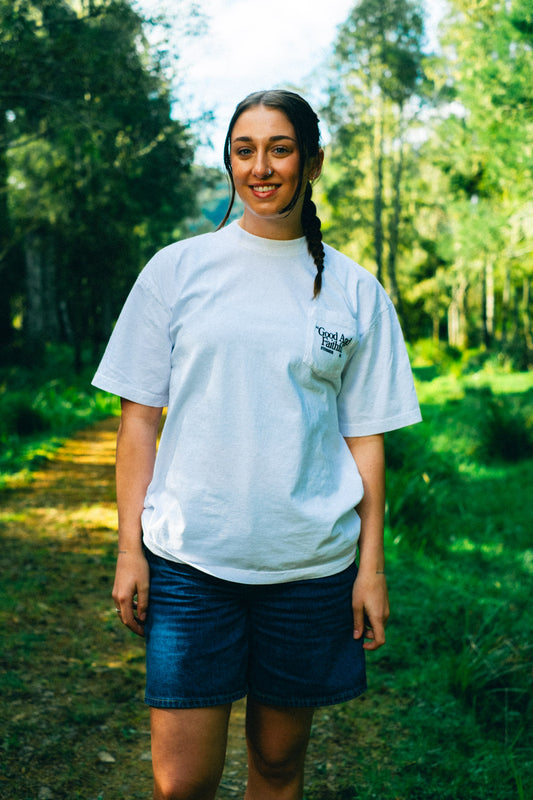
305, 366, 533, 800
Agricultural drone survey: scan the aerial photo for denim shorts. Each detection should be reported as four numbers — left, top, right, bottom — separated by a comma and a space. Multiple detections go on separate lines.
144, 549, 366, 709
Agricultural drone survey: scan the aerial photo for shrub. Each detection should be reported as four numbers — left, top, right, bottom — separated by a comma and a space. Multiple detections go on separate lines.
385, 427, 459, 552
409, 338, 461, 376
473, 390, 533, 463
0, 392, 51, 438
0, 350, 119, 476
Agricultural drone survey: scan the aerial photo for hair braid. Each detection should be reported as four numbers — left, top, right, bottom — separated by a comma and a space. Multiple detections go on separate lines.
302, 182, 325, 298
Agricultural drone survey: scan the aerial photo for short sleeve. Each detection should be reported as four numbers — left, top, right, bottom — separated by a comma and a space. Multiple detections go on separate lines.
337, 300, 422, 436
92, 275, 172, 407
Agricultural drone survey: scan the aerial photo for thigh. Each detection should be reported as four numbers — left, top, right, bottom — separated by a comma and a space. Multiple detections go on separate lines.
151, 705, 231, 800
249, 563, 366, 707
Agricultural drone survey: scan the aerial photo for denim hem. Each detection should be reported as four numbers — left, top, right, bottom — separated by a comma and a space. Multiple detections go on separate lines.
248, 682, 367, 709
144, 688, 247, 709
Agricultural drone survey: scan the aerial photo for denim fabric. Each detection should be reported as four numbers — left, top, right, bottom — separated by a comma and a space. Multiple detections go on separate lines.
144, 550, 366, 709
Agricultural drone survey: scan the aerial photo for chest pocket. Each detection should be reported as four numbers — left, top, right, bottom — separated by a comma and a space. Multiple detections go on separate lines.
303, 309, 358, 384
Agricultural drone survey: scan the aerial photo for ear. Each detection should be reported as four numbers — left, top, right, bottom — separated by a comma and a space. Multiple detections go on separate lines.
308, 148, 324, 182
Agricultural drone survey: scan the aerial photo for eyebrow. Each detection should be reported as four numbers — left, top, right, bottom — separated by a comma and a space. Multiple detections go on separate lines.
232, 134, 297, 143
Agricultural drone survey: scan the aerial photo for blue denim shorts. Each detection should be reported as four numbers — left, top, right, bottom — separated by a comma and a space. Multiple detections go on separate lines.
144, 549, 366, 709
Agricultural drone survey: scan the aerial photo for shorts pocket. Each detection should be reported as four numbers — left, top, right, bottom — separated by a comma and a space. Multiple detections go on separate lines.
303, 309, 357, 381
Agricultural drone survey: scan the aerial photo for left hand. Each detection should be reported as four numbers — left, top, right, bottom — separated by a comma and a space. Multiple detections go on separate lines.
352, 570, 390, 651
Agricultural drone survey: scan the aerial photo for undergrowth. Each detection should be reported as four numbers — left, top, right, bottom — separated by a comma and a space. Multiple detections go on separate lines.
0, 345, 119, 483
308, 367, 533, 799
325, 368, 533, 800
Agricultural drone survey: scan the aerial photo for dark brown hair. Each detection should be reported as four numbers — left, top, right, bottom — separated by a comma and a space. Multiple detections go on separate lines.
218, 90, 325, 298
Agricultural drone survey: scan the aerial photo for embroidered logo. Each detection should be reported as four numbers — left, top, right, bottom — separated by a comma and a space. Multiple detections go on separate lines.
316, 325, 352, 357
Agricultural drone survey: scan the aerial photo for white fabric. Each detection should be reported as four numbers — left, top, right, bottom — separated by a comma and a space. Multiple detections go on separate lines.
93, 222, 421, 583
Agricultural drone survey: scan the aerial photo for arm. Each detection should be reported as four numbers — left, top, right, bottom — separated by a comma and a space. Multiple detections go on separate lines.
112, 398, 163, 636
344, 433, 389, 651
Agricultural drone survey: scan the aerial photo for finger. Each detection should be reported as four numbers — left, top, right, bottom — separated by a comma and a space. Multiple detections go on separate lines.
131, 600, 147, 636
352, 604, 365, 640
363, 620, 386, 651
136, 585, 149, 623
126, 602, 146, 637
115, 598, 145, 637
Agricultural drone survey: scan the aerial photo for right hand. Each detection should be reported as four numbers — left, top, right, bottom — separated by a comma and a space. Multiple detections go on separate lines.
112, 550, 150, 637
351, 569, 389, 651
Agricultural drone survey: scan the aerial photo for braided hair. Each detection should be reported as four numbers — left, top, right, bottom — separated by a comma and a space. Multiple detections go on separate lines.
301, 182, 325, 298
219, 90, 326, 298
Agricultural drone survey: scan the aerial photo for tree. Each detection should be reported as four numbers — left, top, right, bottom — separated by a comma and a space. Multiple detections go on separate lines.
428, 0, 533, 362
0, 0, 197, 366
322, 0, 431, 336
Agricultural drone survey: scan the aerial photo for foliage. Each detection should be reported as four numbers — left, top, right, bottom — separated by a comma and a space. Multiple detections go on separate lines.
307, 370, 533, 799
386, 424, 459, 552
0, 0, 198, 367
321, 0, 433, 335
178, 165, 244, 237
470, 386, 533, 462
318, 0, 533, 363
424, 0, 533, 358
0, 345, 118, 482
3, 0, 531, 370
384, 363, 533, 551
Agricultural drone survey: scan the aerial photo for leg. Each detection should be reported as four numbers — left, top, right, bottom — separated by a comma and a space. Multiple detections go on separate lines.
244, 698, 314, 800
151, 704, 232, 800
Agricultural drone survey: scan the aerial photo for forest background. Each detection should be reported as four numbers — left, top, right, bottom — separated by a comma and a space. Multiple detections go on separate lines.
1, 0, 532, 369
1, 1, 532, 799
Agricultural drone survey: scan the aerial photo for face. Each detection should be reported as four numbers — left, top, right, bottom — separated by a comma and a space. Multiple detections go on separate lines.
230, 105, 316, 240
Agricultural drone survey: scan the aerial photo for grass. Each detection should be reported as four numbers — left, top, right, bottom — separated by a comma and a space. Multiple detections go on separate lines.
1, 356, 532, 799
0, 344, 119, 487
304, 365, 533, 800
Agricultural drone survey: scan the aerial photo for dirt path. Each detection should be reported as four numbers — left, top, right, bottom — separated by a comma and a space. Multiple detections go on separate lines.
1, 418, 391, 800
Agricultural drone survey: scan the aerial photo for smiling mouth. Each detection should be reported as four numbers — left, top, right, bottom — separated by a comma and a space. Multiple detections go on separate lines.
251, 184, 279, 193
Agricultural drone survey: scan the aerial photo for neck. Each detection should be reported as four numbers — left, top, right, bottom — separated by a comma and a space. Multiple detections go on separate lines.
238, 208, 304, 241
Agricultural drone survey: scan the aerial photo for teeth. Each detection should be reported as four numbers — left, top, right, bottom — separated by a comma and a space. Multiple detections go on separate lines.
254, 185, 276, 192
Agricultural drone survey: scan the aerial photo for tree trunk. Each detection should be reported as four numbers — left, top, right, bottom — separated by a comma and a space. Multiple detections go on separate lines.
432, 281, 440, 343
0, 117, 14, 351
501, 266, 511, 345
24, 230, 59, 348
448, 276, 468, 349
481, 260, 494, 348
373, 102, 385, 286
24, 233, 44, 346
522, 278, 532, 353
486, 261, 494, 342
386, 108, 409, 337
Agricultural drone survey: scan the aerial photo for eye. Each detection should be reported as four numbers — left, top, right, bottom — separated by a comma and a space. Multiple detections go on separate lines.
235, 146, 253, 157
272, 145, 290, 155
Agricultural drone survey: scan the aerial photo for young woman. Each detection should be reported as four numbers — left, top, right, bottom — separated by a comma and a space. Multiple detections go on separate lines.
93, 89, 421, 800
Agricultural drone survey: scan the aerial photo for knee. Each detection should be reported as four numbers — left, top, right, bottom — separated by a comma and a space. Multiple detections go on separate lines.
247, 738, 306, 785
153, 773, 218, 800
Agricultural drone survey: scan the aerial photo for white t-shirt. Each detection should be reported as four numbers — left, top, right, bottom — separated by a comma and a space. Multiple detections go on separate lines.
92, 221, 421, 583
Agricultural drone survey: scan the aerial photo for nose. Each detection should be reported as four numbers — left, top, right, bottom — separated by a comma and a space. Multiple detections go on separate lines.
252, 153, 272, 178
